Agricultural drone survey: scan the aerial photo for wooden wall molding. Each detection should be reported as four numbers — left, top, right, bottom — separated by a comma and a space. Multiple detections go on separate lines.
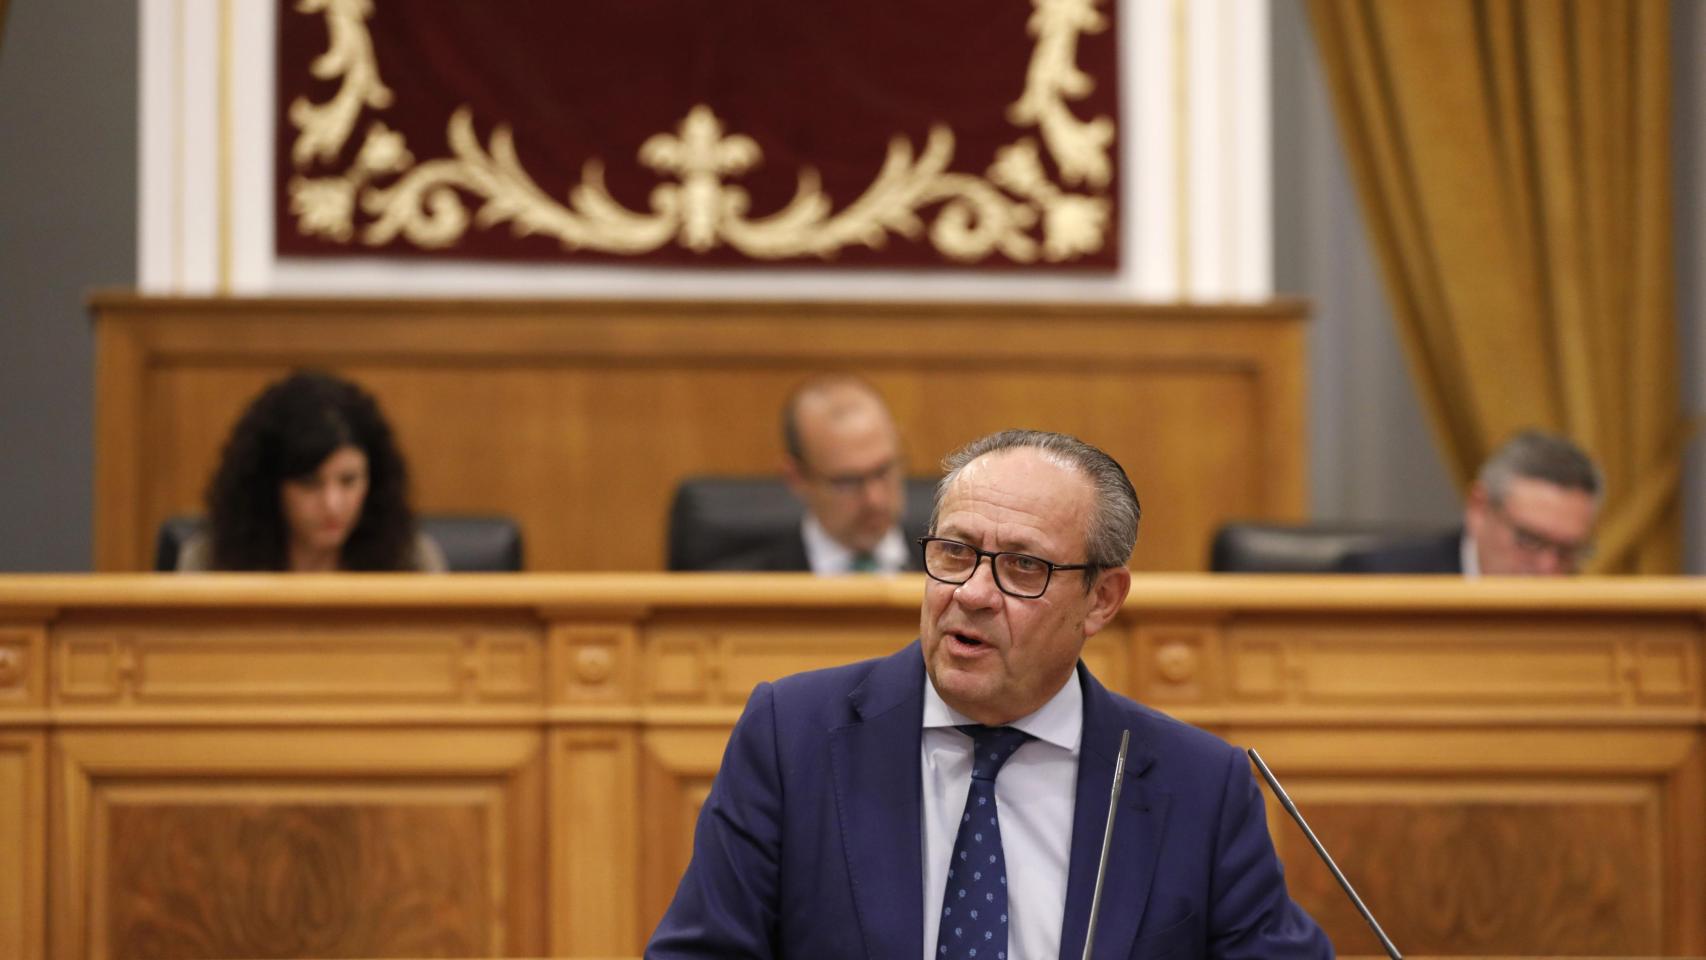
0, 625, 44, 709
89, 294, 1308, 573
50, 727, 544, 960
1, 573, 1703, 957
0, 734, 45, 960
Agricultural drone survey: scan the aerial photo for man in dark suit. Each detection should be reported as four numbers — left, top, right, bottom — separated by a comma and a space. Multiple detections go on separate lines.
1339, 429, 1601, 576
648, 430, 1331, 959
761, 375, 918, 574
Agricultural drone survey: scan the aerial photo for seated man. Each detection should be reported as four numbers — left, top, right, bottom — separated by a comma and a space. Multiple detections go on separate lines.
753, 374, 917, 574
1339, 428, 1601, 575
648, 429, 1332, 959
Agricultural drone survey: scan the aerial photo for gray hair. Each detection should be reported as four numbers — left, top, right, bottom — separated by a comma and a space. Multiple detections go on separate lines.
931, 429, 1140, 569
1478, 429, 1604, 505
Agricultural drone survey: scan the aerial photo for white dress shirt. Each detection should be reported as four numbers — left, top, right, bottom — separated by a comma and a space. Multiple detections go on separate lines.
1460, 532, 1480, 578
800, 514, 909, 575
921, 673, 1081, 960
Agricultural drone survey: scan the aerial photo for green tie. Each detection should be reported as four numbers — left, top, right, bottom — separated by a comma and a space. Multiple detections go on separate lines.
851, 552, 878, 573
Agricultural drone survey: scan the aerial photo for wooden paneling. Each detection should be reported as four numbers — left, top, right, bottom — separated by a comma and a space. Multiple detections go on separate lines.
103, 792, 496, 957
0, 623, 46, 710
89, 295, 1308, 572
0, 574, 1703, 958
551, 729, 640, 956
1286, 782, 1662, 957
52, 614, 543, 706
637, 727, 726, 940
50, 727, 544, 960
0, 734, 45, 960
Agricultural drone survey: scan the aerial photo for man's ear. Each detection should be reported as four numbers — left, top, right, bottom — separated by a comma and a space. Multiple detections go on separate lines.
1464, 481, 1490, 536
782, 455, 809, 499
1082, 566, 1132, 639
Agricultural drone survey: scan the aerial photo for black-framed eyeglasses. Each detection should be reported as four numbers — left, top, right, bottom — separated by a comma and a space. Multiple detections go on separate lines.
807, 457, 903, 496
917, 536, 1096, 599
1490, 502, 1595, 568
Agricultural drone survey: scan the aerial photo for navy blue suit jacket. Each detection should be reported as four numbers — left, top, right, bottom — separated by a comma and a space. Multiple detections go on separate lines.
647, 643, 1332, 959
1336, 529, 1464, 574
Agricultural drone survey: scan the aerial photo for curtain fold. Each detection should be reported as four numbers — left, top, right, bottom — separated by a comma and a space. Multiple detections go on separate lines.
1308, 0, 1686, 572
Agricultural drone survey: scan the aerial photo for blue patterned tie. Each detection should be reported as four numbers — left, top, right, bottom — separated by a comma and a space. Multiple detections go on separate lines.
936, 724, 1033, 960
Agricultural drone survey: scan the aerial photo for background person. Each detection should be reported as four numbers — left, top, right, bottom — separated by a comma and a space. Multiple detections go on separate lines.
1338, 428, 1601, 575
648, 429, 1330, 959
178, 371, 445, 572
720, 374, 920, 573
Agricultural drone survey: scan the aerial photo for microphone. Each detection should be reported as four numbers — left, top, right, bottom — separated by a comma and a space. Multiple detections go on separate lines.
1080, 728, 1129, 960
1247, 748, 1402, 960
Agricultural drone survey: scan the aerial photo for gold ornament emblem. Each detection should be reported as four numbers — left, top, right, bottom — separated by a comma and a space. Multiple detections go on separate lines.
287, 0, 1115, 263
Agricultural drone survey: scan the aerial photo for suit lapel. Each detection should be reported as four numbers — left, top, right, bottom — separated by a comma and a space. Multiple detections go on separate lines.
830, 644, 927, 960
1058, 666, 1168, 960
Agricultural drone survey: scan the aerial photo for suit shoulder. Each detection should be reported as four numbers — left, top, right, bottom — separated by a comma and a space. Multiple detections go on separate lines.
769, 655, 878, 696
763, 650, 902, 724
1098, 685, 1243, 767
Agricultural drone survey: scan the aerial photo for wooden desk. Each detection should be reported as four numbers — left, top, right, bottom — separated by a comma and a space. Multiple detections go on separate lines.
89, 295, 1308, 573
0, 574, 1701, 958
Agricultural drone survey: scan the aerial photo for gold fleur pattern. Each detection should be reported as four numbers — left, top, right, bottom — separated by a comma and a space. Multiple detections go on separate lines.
286, 1, 1116, 264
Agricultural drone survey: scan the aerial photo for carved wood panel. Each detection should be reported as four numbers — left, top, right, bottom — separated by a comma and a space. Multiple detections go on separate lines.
1272, 780, 1663, 957
643, 612, 912, 706
53, 728, 545, 960
638, 728, 728, 935
103, 795, 493, 959
1222, 617, 1702, 710
551, 729, 641, 956
0, 734, 45, 960
0, 624, 45, 709
3, 576, 1703, 957
52, 616, 543, 708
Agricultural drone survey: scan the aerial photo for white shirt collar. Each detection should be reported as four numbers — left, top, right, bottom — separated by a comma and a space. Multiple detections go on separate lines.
921, 663, 1082, 754
1460, 531, 1481, 578
800, 513, 909, 575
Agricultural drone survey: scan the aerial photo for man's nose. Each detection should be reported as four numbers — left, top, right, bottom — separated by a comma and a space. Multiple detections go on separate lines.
859, 475, 894, 508
953, 557, 1003, 608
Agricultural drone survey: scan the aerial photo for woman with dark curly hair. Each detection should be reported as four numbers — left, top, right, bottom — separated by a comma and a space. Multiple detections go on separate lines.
178, 371, 445, 572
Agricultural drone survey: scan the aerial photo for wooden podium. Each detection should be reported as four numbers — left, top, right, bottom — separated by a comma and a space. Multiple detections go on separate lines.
0, 574, 1702, 958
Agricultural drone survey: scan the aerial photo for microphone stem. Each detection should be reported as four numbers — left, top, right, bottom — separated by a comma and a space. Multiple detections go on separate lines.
1247, 748, 1402, 960
1080, 729, 1129, 960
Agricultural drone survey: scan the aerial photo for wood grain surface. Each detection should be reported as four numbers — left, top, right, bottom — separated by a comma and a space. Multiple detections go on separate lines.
89, 295, 1308, 573
0, 574, 1699, 958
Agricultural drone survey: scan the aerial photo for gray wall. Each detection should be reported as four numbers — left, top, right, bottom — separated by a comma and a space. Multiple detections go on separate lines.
1270, 0, 1461, 527
0, 0, 136, 571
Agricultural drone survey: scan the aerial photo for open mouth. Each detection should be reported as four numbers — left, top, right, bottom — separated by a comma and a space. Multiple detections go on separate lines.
948, 631, 991, 652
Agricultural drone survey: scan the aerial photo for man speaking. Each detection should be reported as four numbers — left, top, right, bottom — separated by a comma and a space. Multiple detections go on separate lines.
648, 430, 1332, 959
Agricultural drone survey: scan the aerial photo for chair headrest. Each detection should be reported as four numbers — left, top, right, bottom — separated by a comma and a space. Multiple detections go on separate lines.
419, 515, 524, 572
1209, 521, 1453, 573
667, 475, 938, 571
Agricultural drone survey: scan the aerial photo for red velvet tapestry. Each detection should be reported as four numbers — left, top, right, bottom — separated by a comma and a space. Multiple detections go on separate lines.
276, 0, 1120, 269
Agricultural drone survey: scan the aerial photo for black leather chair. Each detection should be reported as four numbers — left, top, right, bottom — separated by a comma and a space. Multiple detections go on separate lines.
155, 514, 525, 572
1209, 521, 1454, 573
667, 475, 938, 571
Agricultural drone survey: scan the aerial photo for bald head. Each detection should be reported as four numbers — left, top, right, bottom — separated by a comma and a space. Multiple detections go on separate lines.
781, 376, 906, 553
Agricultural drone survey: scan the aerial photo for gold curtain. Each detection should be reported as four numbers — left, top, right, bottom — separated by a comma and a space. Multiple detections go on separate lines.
1307, 0, 1689, 572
